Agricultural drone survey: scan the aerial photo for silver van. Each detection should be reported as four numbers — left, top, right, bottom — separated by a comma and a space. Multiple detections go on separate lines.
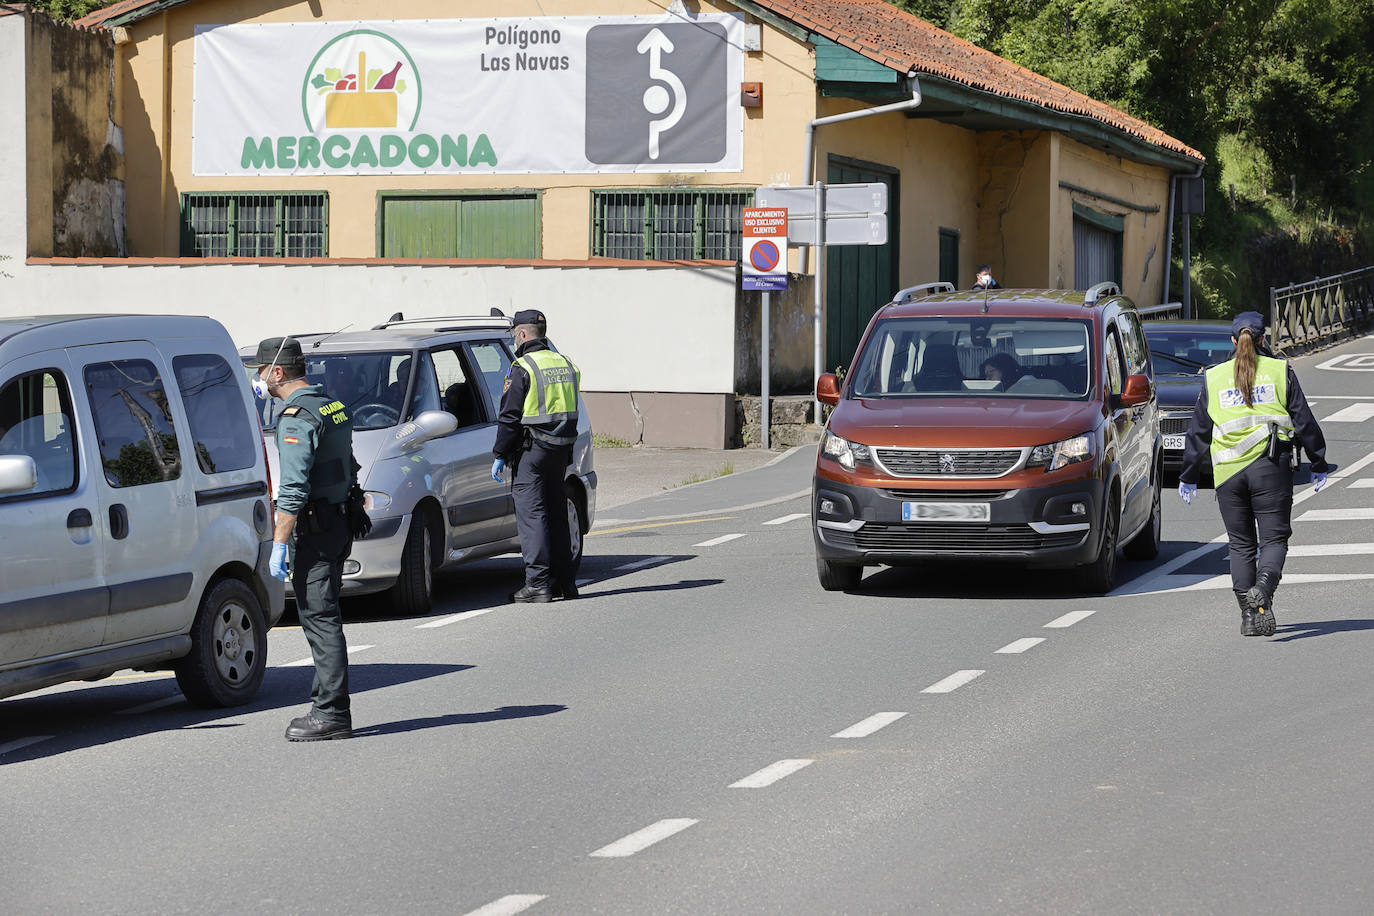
0, 315, 285, 706
243, 315, 597, 615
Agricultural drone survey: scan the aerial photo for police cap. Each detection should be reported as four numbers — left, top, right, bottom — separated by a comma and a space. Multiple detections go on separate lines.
511, 309, 547, 330
248, 336, 306, 369
1231, 311, 1266, 339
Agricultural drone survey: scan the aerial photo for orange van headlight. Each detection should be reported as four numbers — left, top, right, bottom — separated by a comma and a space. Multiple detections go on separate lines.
822, 431, 872, 470
1028, 433, 1093, 471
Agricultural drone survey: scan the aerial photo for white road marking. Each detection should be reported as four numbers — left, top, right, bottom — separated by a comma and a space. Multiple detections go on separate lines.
281, 644, 375, 667
832, 711, 907, 738
922, 669, 985, 694
1331, 448, 1374, 480
1298, 508, 1374, 522
116, 695, 184, 716
0, 736, 54, 756
1288, 542, 1374, 556
995, 637, 1046, 654
694, 533, 746, 548
1045, 610, 1095, 628
416, 607, 502, 629
1160, 572, 1374, 594
1323, 403, 1374, 423
729, 758, 814, 788
461, 895, 547, 916
589, 818, 698, 858
764, 512, 809, 526
1348, 479, 1374, 489
615, 555, 671, 571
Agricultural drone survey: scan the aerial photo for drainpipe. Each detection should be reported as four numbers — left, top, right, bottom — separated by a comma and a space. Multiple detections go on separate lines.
1162, 159, 1204, 314
801, 76, 922, 417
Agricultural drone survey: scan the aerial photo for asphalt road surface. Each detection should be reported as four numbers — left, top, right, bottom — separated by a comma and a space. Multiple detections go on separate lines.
5, 335, 1374, 915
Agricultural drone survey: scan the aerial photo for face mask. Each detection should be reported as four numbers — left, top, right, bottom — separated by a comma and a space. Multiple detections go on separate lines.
251, 339, 288, 400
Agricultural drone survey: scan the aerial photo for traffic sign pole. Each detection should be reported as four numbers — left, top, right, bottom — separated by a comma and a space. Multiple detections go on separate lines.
761, 291, 770, 449
813, 180, 825, 422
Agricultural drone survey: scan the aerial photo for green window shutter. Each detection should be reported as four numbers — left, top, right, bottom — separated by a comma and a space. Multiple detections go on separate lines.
382, 198, 459, 258
380, 194, 538, 258
458, 196, 539, 259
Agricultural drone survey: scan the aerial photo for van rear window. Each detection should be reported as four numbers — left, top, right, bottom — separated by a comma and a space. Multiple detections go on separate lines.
173, 354, 258, 474
849, 317, 1093, 400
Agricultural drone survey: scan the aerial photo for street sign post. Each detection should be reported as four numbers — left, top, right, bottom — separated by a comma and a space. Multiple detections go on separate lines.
742, 207, 788, 448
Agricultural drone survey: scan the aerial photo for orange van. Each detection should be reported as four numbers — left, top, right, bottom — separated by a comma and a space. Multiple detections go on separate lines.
813, 282, 1162, 594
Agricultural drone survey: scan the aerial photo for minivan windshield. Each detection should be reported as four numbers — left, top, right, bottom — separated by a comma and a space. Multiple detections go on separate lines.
1144, 329, 1233, 375
849, 317, 1093, 399
243, 350, 414, 431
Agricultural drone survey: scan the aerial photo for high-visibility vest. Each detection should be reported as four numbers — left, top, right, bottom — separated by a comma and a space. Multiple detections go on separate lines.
519, 349, 580, 443
1205, 355, 1292, 485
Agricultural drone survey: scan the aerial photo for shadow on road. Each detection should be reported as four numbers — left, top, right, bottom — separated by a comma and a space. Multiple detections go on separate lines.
576, 578, 723, 599
852, 556, 1163, 599
354, 703, 567, 738
1271, 618, 1374, 641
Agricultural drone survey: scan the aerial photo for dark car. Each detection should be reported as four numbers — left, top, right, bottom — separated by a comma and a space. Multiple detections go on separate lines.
1142, 320, 1233, 474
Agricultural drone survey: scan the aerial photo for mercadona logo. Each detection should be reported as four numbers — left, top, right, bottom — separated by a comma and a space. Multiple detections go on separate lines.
239, 29, 497, 172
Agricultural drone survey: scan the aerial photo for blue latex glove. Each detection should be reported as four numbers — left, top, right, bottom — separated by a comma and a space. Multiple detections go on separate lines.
1313, 472, 1328, 493
1179, 482, 1196, 505
269, 542, 290, 581
491, 458, 506, 482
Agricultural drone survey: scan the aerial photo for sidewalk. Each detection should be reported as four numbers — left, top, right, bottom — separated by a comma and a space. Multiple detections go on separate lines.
592, 444, 815, 524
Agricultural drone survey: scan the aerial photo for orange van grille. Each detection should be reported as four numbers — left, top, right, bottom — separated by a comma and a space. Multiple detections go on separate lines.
874, 448, 1023, 478
831, 523, 1082, 551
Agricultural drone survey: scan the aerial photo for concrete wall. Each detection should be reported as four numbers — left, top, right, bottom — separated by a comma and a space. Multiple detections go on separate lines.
0, 10, 23, 280
734, 273, 817, 395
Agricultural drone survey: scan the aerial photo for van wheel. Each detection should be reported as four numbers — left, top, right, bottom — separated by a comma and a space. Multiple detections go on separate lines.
566, 487, 585, 576
1078, 491, 1120, 594
175, 578, 267, 708
817, 557, 862, 591
388, 513, 434, 616
1124, 469, 1162, 560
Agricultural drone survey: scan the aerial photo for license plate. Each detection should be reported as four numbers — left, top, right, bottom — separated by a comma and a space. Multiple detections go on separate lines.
1162, 434, 1185, 451
902, 502, 990, 523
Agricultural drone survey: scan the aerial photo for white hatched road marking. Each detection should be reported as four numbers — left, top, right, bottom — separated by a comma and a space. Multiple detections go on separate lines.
764, 512, 809, 526
996, 637, 1046, 654
116, 695, 184, 716
1162, 572, 1374, 594
1323, 403, 1374, 423
694, 533, 746, 548
729, 758, 814, 788
281, 644, 375, 667
832, 712, 907, 738
1045, 611, 1095, 628
589, 819, 698, 858
922, 669, 985, 694
417, 607, 503, 629
1348, 479, 1374, 489
0, 736, 54, 756
461, 895, 547, 916
1288, 542, 1374, 556
615, 555, 671, 572
1298, 508, 1374, 522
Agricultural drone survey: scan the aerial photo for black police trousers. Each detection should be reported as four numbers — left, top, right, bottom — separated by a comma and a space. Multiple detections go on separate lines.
512, 441, 575, 591
1215, 455, 1294, 599
291, 501, 352, 724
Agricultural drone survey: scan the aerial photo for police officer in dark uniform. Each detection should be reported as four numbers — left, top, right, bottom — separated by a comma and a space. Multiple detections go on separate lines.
250, 337, 358, 739
491, 310, 581, 603
1178, 312, 1330, 636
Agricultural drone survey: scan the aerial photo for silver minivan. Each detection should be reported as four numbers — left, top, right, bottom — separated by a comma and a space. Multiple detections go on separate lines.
0, 315, 285, 706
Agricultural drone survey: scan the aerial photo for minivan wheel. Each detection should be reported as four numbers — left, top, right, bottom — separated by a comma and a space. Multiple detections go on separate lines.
817, 556, 862, 591
1078, 491, 1120, 594
175, 578, 267, 708
1124, 467, 1162, 560
388, 513, 434, 616
566, 488, 585, 576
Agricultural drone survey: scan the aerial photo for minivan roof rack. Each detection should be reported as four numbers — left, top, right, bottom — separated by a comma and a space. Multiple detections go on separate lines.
1083, 281, 1122, 305
371, 314, 514, 331
892, 281, 956, 304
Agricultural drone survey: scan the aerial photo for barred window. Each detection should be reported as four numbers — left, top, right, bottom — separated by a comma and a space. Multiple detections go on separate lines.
180, 193, 328, 257
592, 190, 753, 260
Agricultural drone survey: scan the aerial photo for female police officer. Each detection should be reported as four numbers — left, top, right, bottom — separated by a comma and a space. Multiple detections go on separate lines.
1178, 312, 1330, 636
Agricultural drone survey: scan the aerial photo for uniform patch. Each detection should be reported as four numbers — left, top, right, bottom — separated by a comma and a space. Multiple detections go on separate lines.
1220, 384, 1279, 409
503, 377, 511, 392
282, 436, 300, 444
281, 406, 302, 417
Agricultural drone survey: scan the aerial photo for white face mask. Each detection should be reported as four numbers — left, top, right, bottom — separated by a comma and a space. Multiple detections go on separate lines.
251, 339, 288, 400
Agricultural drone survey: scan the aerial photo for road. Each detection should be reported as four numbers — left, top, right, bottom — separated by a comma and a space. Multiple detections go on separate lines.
4, 334, 1374, 915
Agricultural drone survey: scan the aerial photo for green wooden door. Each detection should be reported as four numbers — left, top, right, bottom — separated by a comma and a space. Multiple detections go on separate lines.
381, 195, 539, 258
825, 159, 899, 372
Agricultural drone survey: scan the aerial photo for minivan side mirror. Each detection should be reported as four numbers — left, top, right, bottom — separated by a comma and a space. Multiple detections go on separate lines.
1119, 374, 1151, 408
0, 454, 38, 494
817, 373, 841, 406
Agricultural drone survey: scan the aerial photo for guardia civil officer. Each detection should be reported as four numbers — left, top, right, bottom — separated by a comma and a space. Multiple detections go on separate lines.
250, 337, 358, 739
491, 310, 581, 603
1178, 312, 1330, 636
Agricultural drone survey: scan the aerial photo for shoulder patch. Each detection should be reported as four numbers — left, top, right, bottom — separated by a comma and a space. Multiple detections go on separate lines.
282, 435, 300, 445
281, 406, 303, 417
503, 377, 512, 393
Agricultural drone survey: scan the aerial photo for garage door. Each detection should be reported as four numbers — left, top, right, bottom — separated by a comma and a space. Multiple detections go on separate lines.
379, 194, 539, 258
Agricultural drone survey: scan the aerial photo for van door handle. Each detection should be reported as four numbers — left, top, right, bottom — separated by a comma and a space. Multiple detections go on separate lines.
109, 503, 130, 540
67, 508, 93, 529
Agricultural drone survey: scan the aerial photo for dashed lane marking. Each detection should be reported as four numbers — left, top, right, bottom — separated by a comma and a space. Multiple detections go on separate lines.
0, 736, 54, 757
764, 512, 809, 526
921, 670, 985, 694
729, 759, 814, 788
416, 607, 503, 629
281, 644, 375, 667
589, 818, 698, 858
694, 533, 746, 548
1045, 611, 1095, 628
461, 895, 547, 916
996, 637, 1046, 654
615, 555, 672, 571
832, 712, 907, 738
589, 516, 733, 537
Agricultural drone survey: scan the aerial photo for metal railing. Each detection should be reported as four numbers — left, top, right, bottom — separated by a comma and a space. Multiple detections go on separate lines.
1138, 302, 1183, 320
1270, 266, 1374, 350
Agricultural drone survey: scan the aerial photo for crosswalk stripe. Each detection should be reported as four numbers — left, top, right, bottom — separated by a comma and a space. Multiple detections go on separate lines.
1323, 403, 1374, 423
1298, 508, 1374, 522
764, 512, 809, 526
1349, 479, 1374, 489
694, 533, 746, 548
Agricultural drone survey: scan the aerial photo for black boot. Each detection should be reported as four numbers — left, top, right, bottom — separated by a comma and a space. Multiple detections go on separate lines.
510, 584, 555, 603
1246, 573, 1278, 637
1236, 592, 1258, 636
285, 713, 353, 742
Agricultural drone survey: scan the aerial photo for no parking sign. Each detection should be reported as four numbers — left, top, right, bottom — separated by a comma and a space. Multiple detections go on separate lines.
742, 207, 787, 291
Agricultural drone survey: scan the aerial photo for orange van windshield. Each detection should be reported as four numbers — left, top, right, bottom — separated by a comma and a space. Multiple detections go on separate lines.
849, 317, 1093, 399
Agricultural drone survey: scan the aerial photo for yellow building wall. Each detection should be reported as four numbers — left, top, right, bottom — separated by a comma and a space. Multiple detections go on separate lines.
117, 0, 822, 259
975, 130, 1052, 289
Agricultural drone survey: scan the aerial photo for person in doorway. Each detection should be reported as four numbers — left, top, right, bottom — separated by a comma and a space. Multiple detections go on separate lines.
972, 264, 1001, 290
491, 310, 581, 603
1178, 311, 1330, 636
250, 336, 358, 740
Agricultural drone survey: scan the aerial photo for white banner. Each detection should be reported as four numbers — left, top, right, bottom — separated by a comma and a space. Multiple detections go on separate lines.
191, 15, 745, 176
